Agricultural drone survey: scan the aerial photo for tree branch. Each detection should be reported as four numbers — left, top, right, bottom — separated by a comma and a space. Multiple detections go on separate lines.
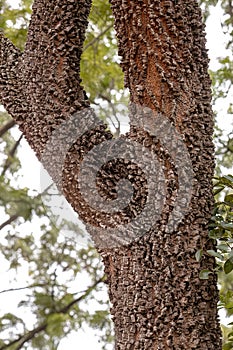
1, 134, 23, 176
1, 2, 115, 247
14, 0, 94, 158
0, 119, 15, 138
0, 323, 47, 350
0, 283, 46, 295
98, 93, 121, 136
59, 276, 105, 314
0, 1, 102, 158
0, 33, 23, 117
83, 23, 112, 51
0, 213, 19, 231
0, 277, 104, 350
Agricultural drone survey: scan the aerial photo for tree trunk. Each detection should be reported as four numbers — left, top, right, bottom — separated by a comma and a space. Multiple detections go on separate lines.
0, 0, 222, 349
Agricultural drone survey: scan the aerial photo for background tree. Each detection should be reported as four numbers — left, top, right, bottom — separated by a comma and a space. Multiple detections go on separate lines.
0, 0, 233, 349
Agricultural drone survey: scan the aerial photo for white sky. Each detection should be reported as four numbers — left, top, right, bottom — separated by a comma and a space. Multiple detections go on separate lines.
1, 0, 233, 348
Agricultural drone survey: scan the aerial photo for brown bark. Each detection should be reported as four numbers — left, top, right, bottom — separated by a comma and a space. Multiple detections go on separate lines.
104, 1, 221, 349
0, 0, 221, 349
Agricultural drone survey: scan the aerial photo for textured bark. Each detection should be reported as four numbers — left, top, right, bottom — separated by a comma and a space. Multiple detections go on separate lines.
104, 1, 222, 349
0, 0, 221, 349
1, 0, 92, 156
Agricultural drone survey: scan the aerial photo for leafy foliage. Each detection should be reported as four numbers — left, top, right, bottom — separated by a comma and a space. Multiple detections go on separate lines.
209, 175, 233, 272
0, 0, 31, 50
212, 175, 233, 349
198, 175, 233, 347
204, 3, 233, 347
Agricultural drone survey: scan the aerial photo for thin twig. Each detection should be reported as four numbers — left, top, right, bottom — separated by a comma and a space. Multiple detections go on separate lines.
0, 283, 46, 294
98, 93, 121, 136
1, 134, 23, 176
0, 119, 15, 138
83, 23, 112, 51
0, 213, 19, 231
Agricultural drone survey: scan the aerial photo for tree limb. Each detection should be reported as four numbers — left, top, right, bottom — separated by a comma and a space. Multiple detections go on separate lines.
98, 93, 121, 136
0, 323, 47, 350
0, 213, 19, 231
1, 134, 23, 176
0, 283, 46, 294
16, 0, 94, 158
0, 119, 15, 138
59, 276, 105, 314
0, 1, 100, 157
0, 33, 23, 117
83, 23, 112, 51
1, 1, 115, 245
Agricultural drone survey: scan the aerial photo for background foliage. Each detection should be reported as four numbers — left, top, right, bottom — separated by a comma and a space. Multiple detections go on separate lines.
0, 0, 233, 349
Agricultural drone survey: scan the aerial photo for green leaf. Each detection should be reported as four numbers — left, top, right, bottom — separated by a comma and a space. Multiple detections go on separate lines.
223, 342, 233, 350
224, 258, 233, 274
224, 194, 233, 208
228, 331, 233, 338
220, 222, 233, 230
214, 186, 225, 195
195, 249, 203, 262
47, 313, 68, 337
218, 175, 233, 189
217, 243, 229, 252
207, 249, 224, 260
199, 269, 212, 280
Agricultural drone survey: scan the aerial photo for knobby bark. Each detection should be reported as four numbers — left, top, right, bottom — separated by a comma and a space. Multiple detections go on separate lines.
0, 0, 221, 349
